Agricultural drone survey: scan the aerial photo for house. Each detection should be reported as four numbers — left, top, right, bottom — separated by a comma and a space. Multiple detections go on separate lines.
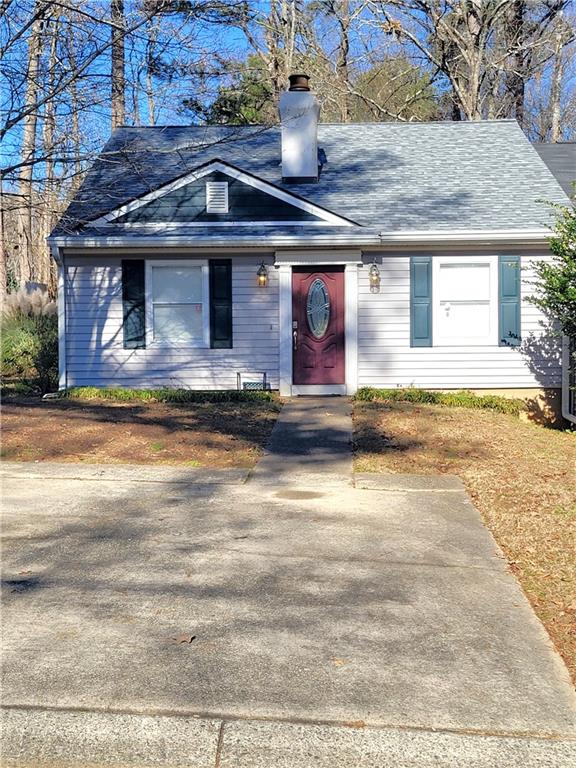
533, 142, 575, 197
49, 74, 572, 405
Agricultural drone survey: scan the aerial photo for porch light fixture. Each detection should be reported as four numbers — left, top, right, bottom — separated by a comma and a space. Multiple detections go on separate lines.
257, 262, 268, 287
369, 260, 381, 293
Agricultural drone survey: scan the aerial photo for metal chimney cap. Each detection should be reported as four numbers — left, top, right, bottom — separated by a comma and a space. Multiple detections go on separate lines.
288, 74, 311, 91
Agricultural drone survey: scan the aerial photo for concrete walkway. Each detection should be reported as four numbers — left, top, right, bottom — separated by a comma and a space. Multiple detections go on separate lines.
249, 396, 352, 485
2, 397, 576, 767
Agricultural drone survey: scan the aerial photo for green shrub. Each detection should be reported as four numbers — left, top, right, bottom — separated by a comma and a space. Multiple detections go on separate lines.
1, 289, 59, 394
1, 314, 38, 379
354, 387, 524, 415
65, 387, 280, 405
33, 315, 59, 393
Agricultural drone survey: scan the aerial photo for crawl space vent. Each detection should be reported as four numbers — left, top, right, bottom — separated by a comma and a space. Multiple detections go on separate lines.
206, 181, 229, 213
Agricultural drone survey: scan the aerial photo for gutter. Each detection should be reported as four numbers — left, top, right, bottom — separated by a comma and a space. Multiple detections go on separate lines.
48, 227, 552, 251
47, 233, 380, 249
377, 228, 552, 246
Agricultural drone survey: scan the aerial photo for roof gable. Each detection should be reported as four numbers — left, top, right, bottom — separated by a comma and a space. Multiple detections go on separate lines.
53, 121, 570, 239
94, 160, 356, 228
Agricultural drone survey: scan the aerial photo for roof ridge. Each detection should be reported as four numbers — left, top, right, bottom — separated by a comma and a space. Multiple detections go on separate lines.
111, 119, 520, 132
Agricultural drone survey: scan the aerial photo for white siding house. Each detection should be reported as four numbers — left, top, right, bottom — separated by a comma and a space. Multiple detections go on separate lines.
49, 76, 572, 403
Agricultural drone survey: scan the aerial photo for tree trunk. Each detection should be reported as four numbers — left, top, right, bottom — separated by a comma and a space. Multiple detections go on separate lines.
0, 178, 7, 297
41, 15, 59, 292
505, 1, 525, 126
111, 0, 126, 129
65, 8, 82, 188
16, 2, 45, 286
549, 30, 565, 143
451, 96, 461, 121
336, 0, 351, 122
146, 19, 157, 125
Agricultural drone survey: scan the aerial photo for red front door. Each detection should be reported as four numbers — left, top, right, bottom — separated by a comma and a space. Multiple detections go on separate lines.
292, 267, 345, 385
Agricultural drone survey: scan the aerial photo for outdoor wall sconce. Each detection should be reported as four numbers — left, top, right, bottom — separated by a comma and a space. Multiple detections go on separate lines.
369, 260, 381, 293
257, 262, 268, 287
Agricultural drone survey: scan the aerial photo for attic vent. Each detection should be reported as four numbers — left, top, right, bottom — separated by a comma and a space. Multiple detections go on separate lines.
206, 181, 229, 213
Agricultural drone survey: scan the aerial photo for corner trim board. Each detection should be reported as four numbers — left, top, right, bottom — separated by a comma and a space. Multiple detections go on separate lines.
344, 263, 358, 395
56, 252, 67, 390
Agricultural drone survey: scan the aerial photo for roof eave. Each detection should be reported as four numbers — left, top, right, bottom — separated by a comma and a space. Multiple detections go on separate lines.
47, 232, 380, 249
48, 227, 552, 250
377, 228, 552, 247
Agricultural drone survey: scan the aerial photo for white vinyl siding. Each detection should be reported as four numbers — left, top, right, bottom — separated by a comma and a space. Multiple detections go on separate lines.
63, 257, 279, 389
62, 249, 561, 392
357, 253, 561, 390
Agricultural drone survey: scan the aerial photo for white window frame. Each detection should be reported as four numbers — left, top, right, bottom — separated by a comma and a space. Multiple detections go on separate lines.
145, 259, 210, 348
432, 255, 499, 347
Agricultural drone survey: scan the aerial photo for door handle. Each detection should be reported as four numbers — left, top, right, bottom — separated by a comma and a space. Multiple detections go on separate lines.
293, 329, 298, 351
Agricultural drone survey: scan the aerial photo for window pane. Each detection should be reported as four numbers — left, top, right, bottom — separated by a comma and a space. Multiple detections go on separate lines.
438, 301, 491, 339
438, 263, 490, 301
153, 303, 204, 343
152, 266, 203, 302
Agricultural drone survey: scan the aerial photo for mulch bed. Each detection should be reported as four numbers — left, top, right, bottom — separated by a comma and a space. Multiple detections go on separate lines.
1, 397, 280, 469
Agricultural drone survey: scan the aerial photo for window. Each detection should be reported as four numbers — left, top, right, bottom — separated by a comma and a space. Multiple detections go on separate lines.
146, 261, 209, 346
433, 256, 498, 346
206, 181, 229, 213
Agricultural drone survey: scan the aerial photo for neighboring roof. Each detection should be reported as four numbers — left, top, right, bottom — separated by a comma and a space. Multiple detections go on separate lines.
52, 121, 570, 241
532, 142, 575, 197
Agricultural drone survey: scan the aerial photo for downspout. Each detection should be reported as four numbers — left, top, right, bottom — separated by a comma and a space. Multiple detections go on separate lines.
561, 335, 576, 425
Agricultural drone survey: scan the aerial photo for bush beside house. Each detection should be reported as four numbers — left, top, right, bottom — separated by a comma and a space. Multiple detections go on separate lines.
1, 288, 58, 394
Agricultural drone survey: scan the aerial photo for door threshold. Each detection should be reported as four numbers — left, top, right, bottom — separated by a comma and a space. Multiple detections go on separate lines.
291, 385, 347, 396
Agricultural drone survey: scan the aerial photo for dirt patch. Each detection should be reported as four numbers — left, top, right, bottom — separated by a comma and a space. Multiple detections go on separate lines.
1, 397, 280, 469
354, 401, 576, 684
275, 490, 325, 500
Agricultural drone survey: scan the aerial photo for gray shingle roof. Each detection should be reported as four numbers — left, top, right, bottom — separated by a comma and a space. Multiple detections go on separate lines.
53, 120, 570, 238
532, 142, 575, 197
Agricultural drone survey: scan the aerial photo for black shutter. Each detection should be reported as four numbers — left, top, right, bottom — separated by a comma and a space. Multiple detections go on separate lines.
209, 259, 232, 349
122, 260, 146, 349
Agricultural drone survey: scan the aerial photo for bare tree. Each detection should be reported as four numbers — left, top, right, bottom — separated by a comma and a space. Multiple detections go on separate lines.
237, 0, 304, 104
546, 14, 574, 141
366, 1, 573, 122
111, 0, 125, 129
15, 0, 46, 285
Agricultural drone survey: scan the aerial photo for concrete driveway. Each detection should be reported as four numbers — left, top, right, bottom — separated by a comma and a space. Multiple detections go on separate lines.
2, 399, 576, 766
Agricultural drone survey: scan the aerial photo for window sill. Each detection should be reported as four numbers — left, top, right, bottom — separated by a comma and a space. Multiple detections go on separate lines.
147, 342, 210, 350
433, 340, 499, 347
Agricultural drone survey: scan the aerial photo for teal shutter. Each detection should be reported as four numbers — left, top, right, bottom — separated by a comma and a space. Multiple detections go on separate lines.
209, 259, 233, 349
499, 256, 521, 346
410, 256, 432, 347
122, 260, 146, 349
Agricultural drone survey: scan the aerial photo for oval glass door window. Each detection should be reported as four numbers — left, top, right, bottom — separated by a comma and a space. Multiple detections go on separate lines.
306, 278, 330, 338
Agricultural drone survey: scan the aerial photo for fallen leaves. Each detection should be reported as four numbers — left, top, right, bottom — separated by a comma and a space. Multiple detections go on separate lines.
172, 634, 196, 644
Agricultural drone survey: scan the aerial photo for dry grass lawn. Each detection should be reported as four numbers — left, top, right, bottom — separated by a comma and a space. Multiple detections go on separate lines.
1, 397, 280, 468
354, 401, 576, 684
